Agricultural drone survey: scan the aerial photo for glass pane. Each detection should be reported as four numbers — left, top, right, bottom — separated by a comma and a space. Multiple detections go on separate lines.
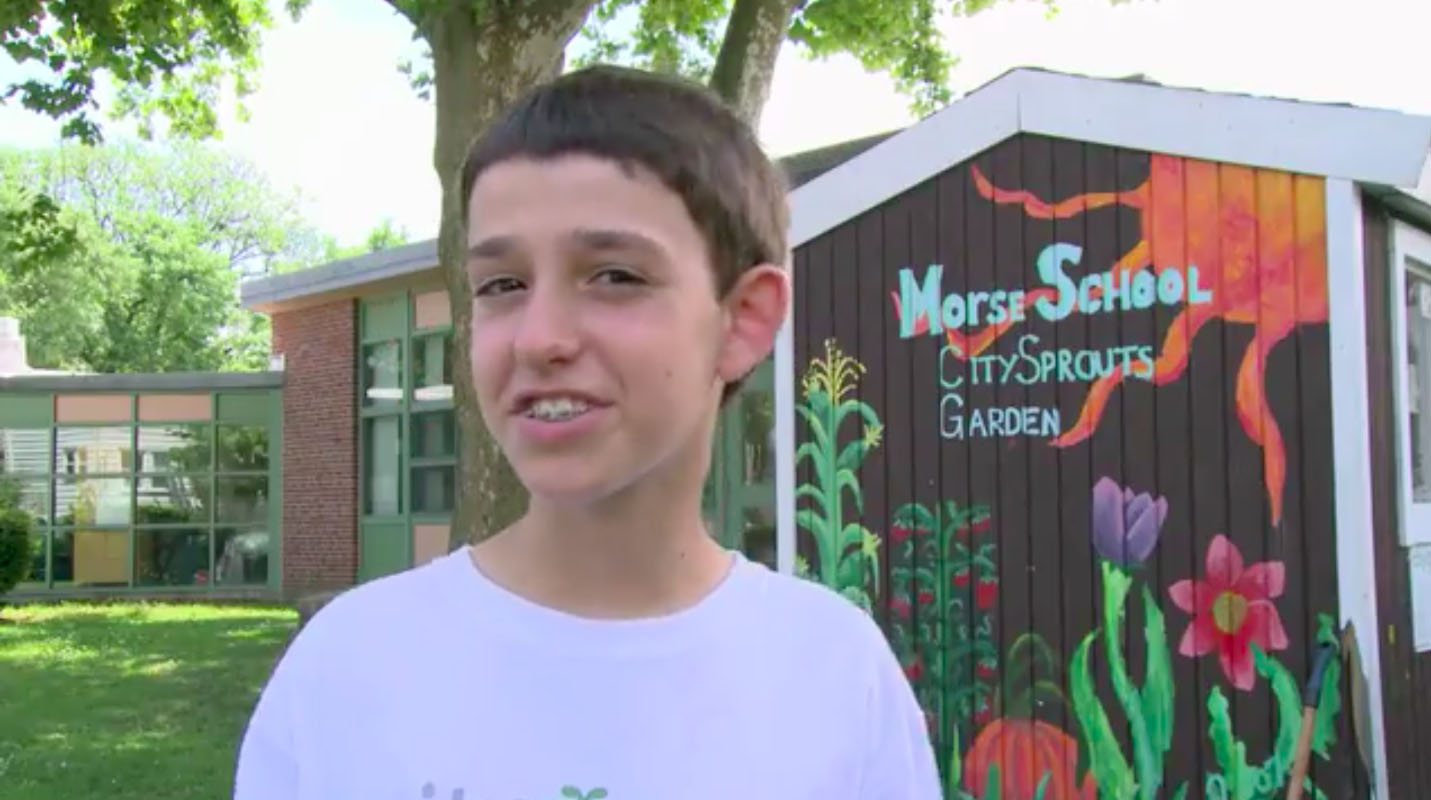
135, 474, 211, 525
412, 465, 455, 514
27, 531, 46, 584
216, 476, 268, 525
50, 529, 72, 583
364, 416, 402, 516
363, 340, 403, 407
412, 334, 453, 403
133, 528, 209, 586
138, 424, 210, 473
1408, 263, 1431, 502
411, 411, 455, 459
215, 526, 269, 585
741, 390, 774, 484
67, 528, 129, 586
55, 426, 132, 474
0, 428, 50, 474
2, 477, 50, 526
55, 477, 132, 525
217, 425, 269, 472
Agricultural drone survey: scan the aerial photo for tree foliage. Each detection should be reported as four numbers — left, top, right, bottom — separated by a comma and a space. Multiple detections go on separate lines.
0, 142, 331, 372
2, 0, 312, 143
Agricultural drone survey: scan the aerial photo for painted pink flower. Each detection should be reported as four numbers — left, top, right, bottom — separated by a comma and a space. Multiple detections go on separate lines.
1168, 534, 1288, 691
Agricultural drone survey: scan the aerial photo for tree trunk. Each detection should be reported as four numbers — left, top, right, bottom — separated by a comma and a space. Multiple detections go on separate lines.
708, 0, 800, 125
430, 1, 596, 549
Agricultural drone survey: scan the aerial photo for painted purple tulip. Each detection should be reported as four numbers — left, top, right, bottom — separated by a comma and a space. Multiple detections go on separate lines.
1090, 476, 1168, 567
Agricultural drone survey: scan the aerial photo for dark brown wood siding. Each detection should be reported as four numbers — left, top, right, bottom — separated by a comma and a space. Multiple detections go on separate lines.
1361, 195, 1431, 798
791, 133, 1358, 798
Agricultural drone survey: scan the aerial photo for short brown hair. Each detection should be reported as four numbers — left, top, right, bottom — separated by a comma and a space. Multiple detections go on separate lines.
459, 64, 789, 299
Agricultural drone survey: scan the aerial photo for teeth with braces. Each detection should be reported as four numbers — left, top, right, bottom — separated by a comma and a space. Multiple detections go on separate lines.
526, 397, 590, 421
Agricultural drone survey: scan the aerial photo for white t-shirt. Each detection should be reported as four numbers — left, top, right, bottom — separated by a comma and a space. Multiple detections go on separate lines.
234, 547, 941, 800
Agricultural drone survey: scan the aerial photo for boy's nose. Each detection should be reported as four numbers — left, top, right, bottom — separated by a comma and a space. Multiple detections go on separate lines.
511, 285, 581, 365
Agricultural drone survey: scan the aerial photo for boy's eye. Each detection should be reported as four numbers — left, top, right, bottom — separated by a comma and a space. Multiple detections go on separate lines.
592, 265, 644, 285
475, 276, 524, 297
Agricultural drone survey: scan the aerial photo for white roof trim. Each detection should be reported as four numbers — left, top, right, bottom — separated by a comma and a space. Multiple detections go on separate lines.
790, 68, 1431, 248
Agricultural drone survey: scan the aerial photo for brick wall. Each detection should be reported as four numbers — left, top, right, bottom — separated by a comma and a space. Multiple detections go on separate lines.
272, 299, 357, 598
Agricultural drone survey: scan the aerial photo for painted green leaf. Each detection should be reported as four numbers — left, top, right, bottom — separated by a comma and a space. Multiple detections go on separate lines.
794, 483, 827, 508
1312, 615, 1343, 758
945, 718, 962, 800
1171, 782, 1188, 800
1032, 772, 1051, 800
561, 787, 581, 799
1069, 629, 1137, 800
984, 762, 1002, 800
1256, 646, 1302, 787
841, 521, 868, 549
1206, 687, 1256, 800
794, 404, 829, 453
1139, 584, 1175, 759
795, 509, 826, 536
588, 791, 608, 800
836, 468, 863, 513
1097, 562, 1159, 799
837, 437, 872, 472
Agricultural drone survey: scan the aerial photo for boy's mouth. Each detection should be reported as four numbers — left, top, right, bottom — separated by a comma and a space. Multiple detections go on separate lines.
522, 396, 593, 422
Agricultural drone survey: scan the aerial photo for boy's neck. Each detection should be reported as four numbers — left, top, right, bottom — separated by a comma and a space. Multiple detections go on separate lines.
469, 483, 734, 621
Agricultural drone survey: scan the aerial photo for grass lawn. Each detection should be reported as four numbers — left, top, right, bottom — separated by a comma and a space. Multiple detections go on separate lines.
0, 602, 297, 800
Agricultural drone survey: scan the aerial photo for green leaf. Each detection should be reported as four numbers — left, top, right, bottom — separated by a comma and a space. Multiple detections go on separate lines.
1206, 687, 1257, 800
1097, 561, 1160, 799
836, 468, 863, 514
841, 521, 868, 549
983, 761, 1001, 800
795, 508, 826, 537
1255, 646, 1302, 786
1031, 772, 1051, 800
1312, 616, 1343, 758
794, 483, 827, 508
795, 404, 831, 457
1069, 629, 1137, 800
837, 436, 872, 472
945, 718, 962, 799
1139, 585, 1176, 761
1171, 782, 1188, 800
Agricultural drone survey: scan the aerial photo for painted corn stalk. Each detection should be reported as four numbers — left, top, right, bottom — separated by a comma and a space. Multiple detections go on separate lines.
794, 338, 883, 611
888, 499, 999, 760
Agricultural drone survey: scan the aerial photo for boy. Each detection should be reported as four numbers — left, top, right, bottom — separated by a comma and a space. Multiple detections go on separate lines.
234, 65, 941, 800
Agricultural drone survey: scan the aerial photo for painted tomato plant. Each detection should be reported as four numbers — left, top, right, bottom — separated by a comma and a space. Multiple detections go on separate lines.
888, 498, 999, 768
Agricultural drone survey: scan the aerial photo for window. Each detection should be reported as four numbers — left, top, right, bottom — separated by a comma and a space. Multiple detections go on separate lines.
0, 390, 276, 591
1394, 222, 1431, 546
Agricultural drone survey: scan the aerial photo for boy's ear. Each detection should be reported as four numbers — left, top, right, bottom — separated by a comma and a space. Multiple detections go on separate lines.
717, 262, 790, 382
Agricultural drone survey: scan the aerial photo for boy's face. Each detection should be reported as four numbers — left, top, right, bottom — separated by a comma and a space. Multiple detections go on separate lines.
465, 153, 787, 506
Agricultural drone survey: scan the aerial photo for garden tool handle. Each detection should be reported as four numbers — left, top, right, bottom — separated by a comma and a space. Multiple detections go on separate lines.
1286, 642, 1337, 800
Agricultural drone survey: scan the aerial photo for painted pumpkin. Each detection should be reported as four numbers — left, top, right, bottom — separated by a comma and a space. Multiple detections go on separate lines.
962, 718, 1095, 800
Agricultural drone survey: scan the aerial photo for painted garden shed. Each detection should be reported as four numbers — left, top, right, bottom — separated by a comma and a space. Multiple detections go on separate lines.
771, 68, 1431, 799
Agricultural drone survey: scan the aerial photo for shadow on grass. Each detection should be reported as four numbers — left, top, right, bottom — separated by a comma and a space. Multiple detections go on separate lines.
0, 606, 297, 800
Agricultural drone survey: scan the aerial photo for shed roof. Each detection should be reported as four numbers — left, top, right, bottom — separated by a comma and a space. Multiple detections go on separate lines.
790, 66, 1431, 247
243, 67, 1431, 312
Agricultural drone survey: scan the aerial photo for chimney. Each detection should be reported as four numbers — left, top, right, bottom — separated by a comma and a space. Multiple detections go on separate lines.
0, 316, 30, 375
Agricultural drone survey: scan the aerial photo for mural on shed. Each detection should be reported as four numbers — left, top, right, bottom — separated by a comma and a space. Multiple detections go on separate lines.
792, 134, 1354, 799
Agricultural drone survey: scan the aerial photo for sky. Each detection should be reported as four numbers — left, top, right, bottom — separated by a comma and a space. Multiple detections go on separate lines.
3, 0, 1429, 248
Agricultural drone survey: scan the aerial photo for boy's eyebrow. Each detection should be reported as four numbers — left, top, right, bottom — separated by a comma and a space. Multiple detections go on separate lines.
468, 236, 514, 260
467, 229, 663, 260
569, 228, 662, 253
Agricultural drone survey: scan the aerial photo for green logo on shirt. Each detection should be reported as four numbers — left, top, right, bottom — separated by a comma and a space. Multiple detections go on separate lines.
421, 782, 608, 799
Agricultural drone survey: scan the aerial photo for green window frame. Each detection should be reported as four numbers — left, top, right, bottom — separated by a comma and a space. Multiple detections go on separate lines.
0, 390, 280, 594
